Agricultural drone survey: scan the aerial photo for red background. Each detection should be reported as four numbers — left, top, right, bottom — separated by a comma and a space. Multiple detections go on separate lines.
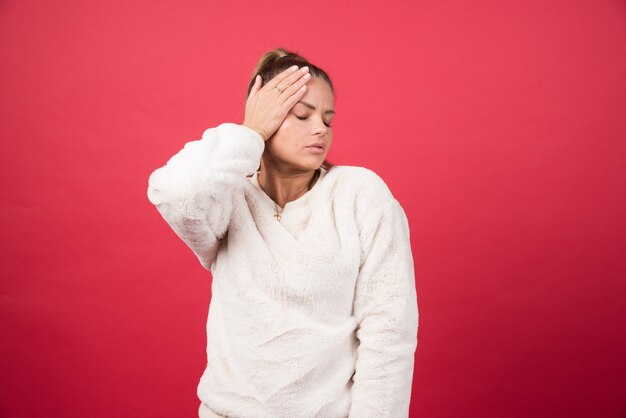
1, 0, 625, 417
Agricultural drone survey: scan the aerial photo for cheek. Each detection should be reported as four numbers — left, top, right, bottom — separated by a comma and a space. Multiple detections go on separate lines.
275, 119, 298, 140
268, 125, 296, 154
274, 119, 306, 148
277, 118, 294, 131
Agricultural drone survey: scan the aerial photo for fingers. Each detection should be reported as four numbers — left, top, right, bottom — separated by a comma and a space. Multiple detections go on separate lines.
265, 65, 300, 89
274, 66, 310, 94
281, 84, 308, 110
279, 72, 310, 105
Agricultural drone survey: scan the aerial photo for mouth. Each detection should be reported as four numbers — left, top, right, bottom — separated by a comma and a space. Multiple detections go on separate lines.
306, 142, 325, 151
305, 143, 325, 154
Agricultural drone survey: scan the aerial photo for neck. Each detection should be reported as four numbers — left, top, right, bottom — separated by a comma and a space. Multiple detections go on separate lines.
258, 161, 319, 209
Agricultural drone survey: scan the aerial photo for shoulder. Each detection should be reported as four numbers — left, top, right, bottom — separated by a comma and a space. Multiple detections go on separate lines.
325, 165, 396, 215
327, 165, 393, 198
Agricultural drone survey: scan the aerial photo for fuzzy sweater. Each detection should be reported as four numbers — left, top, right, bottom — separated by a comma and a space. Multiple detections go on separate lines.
147, 123, 419, 418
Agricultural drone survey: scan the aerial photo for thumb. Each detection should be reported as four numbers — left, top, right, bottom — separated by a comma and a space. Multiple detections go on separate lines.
249, 75, 262, 97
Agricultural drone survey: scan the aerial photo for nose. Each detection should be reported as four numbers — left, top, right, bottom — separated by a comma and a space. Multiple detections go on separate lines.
312, 126, 327, 136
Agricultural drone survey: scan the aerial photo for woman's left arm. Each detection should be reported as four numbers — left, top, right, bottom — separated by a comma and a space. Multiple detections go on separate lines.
349, 198, 419, 418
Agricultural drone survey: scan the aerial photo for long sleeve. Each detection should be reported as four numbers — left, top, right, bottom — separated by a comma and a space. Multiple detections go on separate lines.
147, 123, 264, 270
349, 198, 419, 418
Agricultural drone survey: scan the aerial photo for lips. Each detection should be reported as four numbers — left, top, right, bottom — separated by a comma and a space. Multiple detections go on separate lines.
306, 142, 325, 150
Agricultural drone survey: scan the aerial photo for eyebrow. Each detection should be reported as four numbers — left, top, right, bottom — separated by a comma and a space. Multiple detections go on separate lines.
297, 101, 335, 115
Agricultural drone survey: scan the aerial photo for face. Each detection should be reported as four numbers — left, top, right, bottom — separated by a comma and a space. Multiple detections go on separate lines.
263, 76, 335, 173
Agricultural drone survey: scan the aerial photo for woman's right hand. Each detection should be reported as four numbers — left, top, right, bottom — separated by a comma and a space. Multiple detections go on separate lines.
243, 65, 312, 141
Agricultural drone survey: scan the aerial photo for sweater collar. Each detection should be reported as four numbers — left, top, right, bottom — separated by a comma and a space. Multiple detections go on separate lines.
249, 166, 328, 213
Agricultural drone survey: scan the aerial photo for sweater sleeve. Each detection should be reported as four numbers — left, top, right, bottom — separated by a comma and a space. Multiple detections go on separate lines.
349, 198, 419, 418
147, 123, 264, 270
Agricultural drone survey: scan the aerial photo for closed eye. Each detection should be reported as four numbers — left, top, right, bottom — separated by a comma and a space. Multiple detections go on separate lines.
296, 115, 332, 128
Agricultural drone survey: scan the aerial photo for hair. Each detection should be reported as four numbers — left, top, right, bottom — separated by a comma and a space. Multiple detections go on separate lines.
247, 48, 334, 171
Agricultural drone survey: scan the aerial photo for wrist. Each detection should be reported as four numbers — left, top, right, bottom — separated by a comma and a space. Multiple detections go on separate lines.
243, 123, 269, 141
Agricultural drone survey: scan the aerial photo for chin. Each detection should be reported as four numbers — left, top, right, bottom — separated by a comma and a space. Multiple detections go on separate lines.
299, 157, 326, 171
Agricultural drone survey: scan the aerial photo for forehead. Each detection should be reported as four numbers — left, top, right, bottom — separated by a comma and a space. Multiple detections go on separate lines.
297, 77, 334, 109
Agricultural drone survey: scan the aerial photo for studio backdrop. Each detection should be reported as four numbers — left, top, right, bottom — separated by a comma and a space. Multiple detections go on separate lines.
1, 0, 625, 417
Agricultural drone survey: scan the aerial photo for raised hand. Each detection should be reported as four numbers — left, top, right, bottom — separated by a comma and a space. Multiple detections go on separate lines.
243, 65, 311, 141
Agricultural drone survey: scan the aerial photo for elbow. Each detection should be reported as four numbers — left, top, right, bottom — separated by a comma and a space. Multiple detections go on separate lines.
356, 306, 418, 355
147, 169, 164, 206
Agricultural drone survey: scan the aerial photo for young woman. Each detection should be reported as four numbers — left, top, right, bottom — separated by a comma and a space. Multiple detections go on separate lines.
147, 48, 419, 418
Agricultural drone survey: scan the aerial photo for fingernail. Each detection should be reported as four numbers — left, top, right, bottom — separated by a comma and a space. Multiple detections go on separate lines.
301, 66, 309, 73
290, 65, 298, 72
303, 73, 311, 80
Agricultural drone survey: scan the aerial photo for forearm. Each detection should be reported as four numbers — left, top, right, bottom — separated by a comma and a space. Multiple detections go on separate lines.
147, 123, 264, 268
349, 199, 419, 417
349, 295, 418, 417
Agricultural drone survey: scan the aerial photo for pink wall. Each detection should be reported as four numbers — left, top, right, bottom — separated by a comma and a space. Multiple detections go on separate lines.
2, 0, 625, 417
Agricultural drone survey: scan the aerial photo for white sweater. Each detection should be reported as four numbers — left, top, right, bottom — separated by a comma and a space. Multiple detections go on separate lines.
147, 123, 419, 418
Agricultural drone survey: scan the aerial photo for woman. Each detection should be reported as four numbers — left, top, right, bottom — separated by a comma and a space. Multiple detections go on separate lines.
147, 48, 419, 418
